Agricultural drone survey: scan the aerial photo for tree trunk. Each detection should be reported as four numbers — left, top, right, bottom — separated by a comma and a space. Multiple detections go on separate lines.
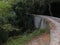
49, 3, 53, 16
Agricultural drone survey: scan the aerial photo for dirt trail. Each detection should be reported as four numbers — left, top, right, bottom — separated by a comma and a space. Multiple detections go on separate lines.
24, 16, 60, 45
24, 34, 50, 45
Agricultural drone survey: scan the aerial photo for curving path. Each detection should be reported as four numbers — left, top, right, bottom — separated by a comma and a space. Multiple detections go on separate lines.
41, 15, 60, 45
24, 15, 60, 45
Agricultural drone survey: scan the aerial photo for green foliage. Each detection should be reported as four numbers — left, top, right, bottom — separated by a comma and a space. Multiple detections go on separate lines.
0, 0, 51, 43
0, 23, 19, 43
12, 0, 51, 15
12, 0, 48, 30
1, 24, 19, 31
0, 0, 18, 43
0, 1, 11, 15
6, 28, 49, 45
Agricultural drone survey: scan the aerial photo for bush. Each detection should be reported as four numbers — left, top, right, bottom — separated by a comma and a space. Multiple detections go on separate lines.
0, 24, 20, 43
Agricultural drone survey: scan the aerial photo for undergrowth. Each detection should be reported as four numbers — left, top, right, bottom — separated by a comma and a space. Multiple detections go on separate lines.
6, 28, 49, 45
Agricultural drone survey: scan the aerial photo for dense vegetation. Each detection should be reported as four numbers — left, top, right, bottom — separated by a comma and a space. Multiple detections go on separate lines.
7, 29, 49, 45
0, 0, 59, 45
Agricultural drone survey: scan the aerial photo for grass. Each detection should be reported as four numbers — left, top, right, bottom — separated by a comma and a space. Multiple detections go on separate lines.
6, 28, 49, 45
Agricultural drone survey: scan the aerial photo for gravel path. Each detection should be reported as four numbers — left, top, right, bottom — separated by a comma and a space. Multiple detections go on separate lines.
46, 17, 60, 45
24, 15, 60, 45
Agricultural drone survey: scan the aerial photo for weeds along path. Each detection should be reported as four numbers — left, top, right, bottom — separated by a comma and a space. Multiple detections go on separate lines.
24, 33, 50, 45
24, 15, 60, 45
